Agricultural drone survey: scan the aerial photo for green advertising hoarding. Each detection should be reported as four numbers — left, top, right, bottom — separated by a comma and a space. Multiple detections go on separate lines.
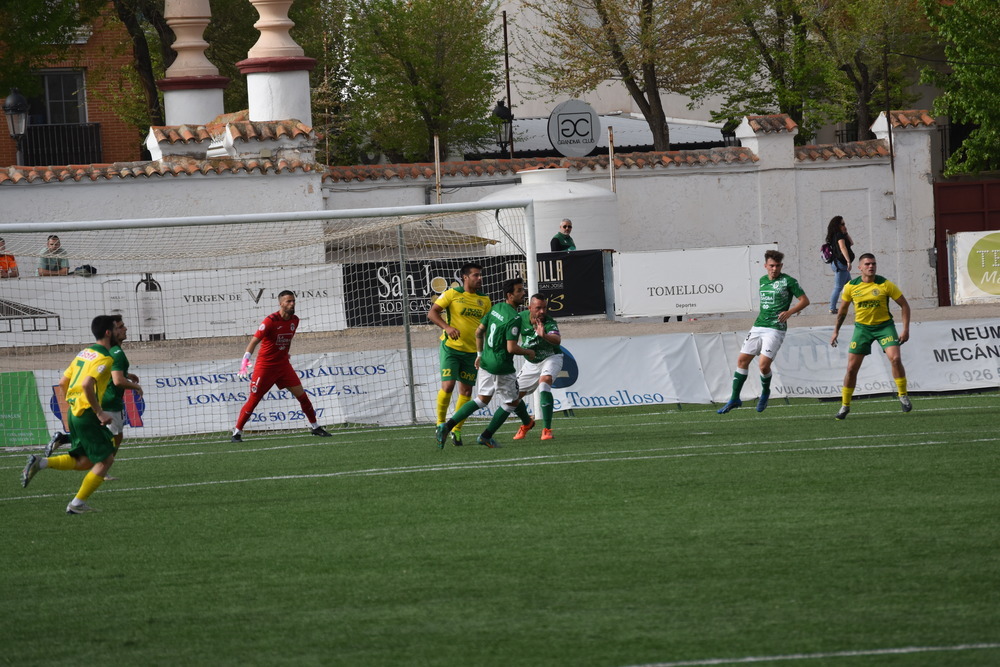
0, 371, 49, 446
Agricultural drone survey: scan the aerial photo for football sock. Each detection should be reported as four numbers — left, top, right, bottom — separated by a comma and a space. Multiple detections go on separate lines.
760, 372, 772, 392
730, 368, 749, 401
453, 393, 471, 432
842, 387, 854, 406
232, 428, 242, 436
235, 393, 264, 430
296, 394, 318, 423
483, 407, 511, 438
894, 377, 908, 395
309, 422, 319, 429
514, 400, 531, 424
75, 471, 104, 502
435, 389, 453, 425
447, 397, 486, 429
540, 390, 554, 429
47, 455, 76, 471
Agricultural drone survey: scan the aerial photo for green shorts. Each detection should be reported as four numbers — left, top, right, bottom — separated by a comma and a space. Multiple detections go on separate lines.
849, 321, 901, 356
439, 341, 478, 386
67, 410, 116, 464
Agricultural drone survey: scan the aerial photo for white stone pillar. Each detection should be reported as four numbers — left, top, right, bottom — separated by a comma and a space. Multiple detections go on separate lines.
237, 0, 316, 125
157, 0, 228, 126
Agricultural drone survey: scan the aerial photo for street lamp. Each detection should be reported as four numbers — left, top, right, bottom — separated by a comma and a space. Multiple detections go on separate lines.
492, 99, 513, 158
4, 88, 29, 164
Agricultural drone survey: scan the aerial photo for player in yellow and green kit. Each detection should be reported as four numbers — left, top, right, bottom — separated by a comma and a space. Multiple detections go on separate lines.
427, 262, 491, 446
830, 253, 912, 419
22, 315, 122, 514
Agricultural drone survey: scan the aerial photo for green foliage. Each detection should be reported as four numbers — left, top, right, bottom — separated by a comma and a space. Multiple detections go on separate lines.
521, 0, 731, 150
289, 0, 355, 165
3, 396, 999, 664
922, 0, 1000, 176
689, 0, 850, 144
345, 0, 501, 163
690, 0, 929, 144
0, 0, 106, 95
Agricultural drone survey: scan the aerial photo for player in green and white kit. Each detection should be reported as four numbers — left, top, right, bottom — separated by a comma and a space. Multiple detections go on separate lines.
103, 316, 143, 452
512, 294, 563, 441
436, 278, 536, 449
718, 249, 810, 414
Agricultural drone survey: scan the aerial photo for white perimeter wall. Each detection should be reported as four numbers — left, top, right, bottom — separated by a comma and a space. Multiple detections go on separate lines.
1, 123, 938, 308
320, 125, 939, 308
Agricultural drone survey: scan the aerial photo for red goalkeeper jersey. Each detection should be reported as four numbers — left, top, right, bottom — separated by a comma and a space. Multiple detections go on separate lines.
253, 312, 299, 369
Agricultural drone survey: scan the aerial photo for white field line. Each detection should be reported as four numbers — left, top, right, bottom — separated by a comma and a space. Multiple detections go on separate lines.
625, 641, 1000, 666
0, 423, 987, 470
4, 435, 998, 504
2, 392, 993, 460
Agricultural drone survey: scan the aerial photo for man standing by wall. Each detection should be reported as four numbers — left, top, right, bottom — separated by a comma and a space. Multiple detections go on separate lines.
550, 219, 576, 252
38, 234, 69, 276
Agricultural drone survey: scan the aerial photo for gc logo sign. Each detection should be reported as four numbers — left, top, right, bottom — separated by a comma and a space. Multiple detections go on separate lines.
547, 99, 601, 157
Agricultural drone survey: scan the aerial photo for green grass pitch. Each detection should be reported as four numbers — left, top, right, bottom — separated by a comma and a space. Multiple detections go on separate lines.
2, 393, 999, 666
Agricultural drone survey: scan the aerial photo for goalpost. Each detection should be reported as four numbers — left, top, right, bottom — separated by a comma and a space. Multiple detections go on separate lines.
0, 200, 536, 445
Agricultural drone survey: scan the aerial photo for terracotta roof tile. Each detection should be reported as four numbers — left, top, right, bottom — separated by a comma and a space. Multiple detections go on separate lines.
745, 114, 798, 134
149, 125, 213, 144
149, 115, 315, 147
323, 148, 757, 182
0, 157, 317, 184
211, 119, 314, 142
889, 110, 936, 129
795, 139, 889, 162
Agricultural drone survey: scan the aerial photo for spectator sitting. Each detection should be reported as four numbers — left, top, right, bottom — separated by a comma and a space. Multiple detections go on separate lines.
0, 237, 19, 278
38, 235, 69, 276
550, 218, 576, 252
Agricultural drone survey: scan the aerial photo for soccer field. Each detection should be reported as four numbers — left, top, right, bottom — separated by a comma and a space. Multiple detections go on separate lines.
3, 394, 999, 666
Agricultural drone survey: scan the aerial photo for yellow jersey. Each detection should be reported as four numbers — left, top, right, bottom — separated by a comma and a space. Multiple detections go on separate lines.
841, 275, 903, 326
434, 287, 491, 353
62, 344, 114, 417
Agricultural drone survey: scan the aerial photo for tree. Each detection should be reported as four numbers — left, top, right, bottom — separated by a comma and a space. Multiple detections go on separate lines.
345, 0, 501, 162
804, 0, 930, 141
688, 0, 848, 143
690, 0, 928, 144
921, 0, 1000, 175
0, 0, 106, 95
520, 0, 731, 150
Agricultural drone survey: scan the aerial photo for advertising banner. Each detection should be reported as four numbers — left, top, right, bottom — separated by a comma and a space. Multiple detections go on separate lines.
1, 265, 346, 347
0, 371, 49, 445
613, 244, 775, 318
19, 319, 997, 443
537, 250, 606, 317
951, 230, 1000, 305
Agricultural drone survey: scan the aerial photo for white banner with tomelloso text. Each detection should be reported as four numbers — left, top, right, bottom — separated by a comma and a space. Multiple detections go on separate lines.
613, 244, 776, 318
24, 318, 998, 440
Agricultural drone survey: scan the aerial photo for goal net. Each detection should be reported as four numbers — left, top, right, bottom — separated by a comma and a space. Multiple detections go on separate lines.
0, 201, 536, 446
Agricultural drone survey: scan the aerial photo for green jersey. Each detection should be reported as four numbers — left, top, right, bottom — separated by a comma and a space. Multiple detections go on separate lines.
101, 345, 130, 411
753, 273, 804, 331
479, 302, 522, 375
518, 311, 561, 362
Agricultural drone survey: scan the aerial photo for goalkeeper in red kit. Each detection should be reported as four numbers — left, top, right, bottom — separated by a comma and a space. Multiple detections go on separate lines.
231, 290, 332, 442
